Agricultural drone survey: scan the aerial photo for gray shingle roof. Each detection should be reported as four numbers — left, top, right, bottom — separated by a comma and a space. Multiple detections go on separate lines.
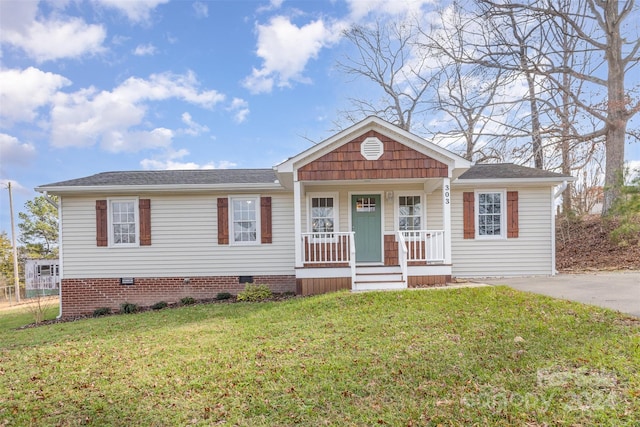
39, 169, 278, 188
458, 163, 570, 180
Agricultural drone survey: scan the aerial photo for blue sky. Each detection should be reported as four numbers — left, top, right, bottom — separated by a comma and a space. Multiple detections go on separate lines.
1, 0, 639, 237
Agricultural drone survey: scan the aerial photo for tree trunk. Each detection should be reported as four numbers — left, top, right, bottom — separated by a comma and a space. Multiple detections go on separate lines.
561, 48, 572, 213
525, 69, 544, 169
601, 0, 627, 215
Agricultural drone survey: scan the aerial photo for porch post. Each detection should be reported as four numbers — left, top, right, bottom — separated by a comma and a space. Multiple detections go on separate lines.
442, 177, 452, 264
293, 177, 303, 268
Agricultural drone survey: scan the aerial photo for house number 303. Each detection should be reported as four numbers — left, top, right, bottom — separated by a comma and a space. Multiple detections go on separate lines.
444, 185, 450, 204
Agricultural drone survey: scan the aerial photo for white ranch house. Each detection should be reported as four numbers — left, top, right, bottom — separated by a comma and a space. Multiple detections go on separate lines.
37, 117, 572, 318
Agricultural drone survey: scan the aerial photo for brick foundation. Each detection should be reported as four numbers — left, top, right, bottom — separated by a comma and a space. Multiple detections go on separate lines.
408, 275, 451, 287
60, 275, 296, 318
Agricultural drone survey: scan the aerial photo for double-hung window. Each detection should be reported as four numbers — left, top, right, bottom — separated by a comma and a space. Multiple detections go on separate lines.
230, 197, 259, 244
110, 199, 138, 246
477, 191, 504, 238
309, 193, 338, 237
398, 195, 422, 231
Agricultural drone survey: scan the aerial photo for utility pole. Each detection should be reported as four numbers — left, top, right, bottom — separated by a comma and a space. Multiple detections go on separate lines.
8, 182, 20, 303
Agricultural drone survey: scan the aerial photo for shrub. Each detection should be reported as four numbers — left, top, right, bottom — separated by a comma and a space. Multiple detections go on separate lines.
180, 296, 196, 306
151, 301, 168, 310
216, 292, 232, 300
120, 302, 138, 314
608, 168, 640, 246
93, 307, 112, 317
237, 284, 273, 302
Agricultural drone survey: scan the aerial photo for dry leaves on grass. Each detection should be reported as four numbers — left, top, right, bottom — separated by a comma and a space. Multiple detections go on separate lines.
556, 215, 640, 271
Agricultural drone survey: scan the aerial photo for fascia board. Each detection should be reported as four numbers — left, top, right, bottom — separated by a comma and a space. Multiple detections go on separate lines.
276, 118, 377, 173
453, 177, 575, 188
367, 117, 471, 169
35, 182, 286, 195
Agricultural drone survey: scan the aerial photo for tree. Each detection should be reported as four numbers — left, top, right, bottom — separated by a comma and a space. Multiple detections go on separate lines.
424, 1, 554, 168
609, 167, 640, 245
18, 195, 59, 258
424, 4, 533, 163
0, 231, 26, 298
0, 231, 14, 284
336, 20, 439, 131
337, 13, 517, 163
482, 0, 640, 213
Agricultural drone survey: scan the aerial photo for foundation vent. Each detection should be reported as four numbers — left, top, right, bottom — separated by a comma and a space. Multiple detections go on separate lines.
361, 137, 384, 160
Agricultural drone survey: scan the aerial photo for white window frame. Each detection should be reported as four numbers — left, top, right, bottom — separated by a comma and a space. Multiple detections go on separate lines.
475, 189, 506, 239
395, 192, 425, 234
229, 195, 261, 246
108, 198, 139, 248
307, 192, 339, 238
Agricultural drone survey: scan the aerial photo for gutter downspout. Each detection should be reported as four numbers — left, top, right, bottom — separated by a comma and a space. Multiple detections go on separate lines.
43, 191, 59, 209
554, 180, 568, 200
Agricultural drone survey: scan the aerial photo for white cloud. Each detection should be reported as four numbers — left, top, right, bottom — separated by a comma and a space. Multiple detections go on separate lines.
180, 112, 209, 136
243, 16, 346, 94
227, 98, 250, 123
0, 0, 39, 33
0, 179, 29, 195
133, 43, 157, 56
257, 0, 285, 13
112, 34, 130, 45
192, 1, 208, 18
346, 0, 437, 21
0, 1, 106, 63
0, 67, 71, 125
0, 133, 37, 169
140, 148, 237, 170
50, 71, 225, 152
92, 0, 170, 23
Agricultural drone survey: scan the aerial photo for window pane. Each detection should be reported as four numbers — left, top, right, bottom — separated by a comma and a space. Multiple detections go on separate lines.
232, 198, 257, 242
478, 193, 502, 236
356, 197, 376, 212
311, 197, 336, 233
399, 195, 421, 231
111, 201, 136, 245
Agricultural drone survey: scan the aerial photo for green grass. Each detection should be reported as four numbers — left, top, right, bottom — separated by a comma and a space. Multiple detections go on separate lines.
0, 303, 59, 332
1, 287, 638, 426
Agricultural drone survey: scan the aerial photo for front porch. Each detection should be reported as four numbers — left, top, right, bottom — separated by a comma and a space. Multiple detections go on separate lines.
295, 230, 452, 296
273, 118, 469, 295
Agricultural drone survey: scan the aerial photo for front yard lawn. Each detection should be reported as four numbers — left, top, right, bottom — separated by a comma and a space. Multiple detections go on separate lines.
1, 286, 638, 426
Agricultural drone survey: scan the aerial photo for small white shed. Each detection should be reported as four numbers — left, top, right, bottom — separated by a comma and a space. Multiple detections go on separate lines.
25, 259, 60, 298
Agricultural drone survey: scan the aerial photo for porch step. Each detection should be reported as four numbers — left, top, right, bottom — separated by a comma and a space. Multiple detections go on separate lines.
353, 265, 406, 291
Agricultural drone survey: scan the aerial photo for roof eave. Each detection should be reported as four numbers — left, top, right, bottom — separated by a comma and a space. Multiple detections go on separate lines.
35, 182, 286, 194
454, 177, 575, 187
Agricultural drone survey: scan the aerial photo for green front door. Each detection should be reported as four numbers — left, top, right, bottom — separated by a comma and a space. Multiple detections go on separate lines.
352, 194, 382, 263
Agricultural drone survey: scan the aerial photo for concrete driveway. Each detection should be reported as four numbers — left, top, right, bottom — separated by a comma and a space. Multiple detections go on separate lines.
480, 271, 640, 318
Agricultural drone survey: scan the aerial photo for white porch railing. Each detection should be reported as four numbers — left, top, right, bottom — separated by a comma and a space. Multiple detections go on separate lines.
397, 230, 445, 263
397, 232, 408, 285
301, 232, 354, 263
301, 231, 356, 288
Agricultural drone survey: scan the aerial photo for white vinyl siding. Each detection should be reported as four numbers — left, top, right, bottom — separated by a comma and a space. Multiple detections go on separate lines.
451, 186, 554, 277
59, 193, 295, 278
426, 190, 443, 230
